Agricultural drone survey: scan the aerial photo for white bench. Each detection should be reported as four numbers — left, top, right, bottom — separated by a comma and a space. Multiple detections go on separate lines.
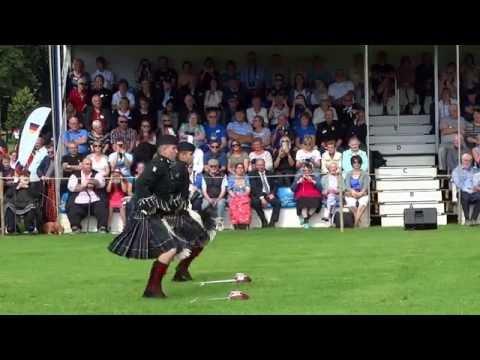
370, 143, 436, 155
370, 134, 436, 145
369, 115, 430, 126
369, 125, 431, 136
383, 155, 436, 167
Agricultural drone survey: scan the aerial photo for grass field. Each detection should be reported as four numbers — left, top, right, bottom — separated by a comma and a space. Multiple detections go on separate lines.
1, 225, 480, 314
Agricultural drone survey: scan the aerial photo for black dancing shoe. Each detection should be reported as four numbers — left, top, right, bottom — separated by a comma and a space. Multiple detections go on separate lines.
143, 289, 166, 298
172, 269, 193, 282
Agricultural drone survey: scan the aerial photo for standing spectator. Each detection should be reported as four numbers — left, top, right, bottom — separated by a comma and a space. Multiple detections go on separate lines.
177, 61, 195, 89
156, 113, 177, 137
344, 155, 370, 227
136, 80, 156, 111
90, 74, 112, 110
439, 104, 467, 172
109, 140, 133, 177
290, 73, 311, 107
154, 56, 178, 88
199, 57, 220, 91
294, 112, 316, 149
64, 116, 89, 156
249, 158, 281, 228
61, 143, 84, 194
246, 96, 269, 125
178, 94, 200, 125
155, 77, 177, 111
321, 162, 342, 221
67, 58, 90, 92
316, 109, 344, 151
69, 77, 90, 114
271, 114, 295, 150
227, 163, 251, 230
111, 79, 135, 111
201, 159, 228, 226
179, 112, 206, 148
158, 99, 179, 131
204, 109, 227, 151
204, 78, 223, 110
203, 139, 227, 173
415, 52, 434, 115
227, 140, 250, 175
248, 139, 273, 171
66, 158, 108, 233
310, 80, 329, 108
240, 51, 265, 99
110, 116, 137, 154
221, 60, 240, 85
321, 140, 342, 174
462, 89, 480, 122
342, 136, 368, 174
227, 109, 254, 151
135, 58, 154, 84
344, 107, 367, 146
87, 141, 110, 177
132, 97, 156, 131
91, 56, 115, 90
85, 94, 112, 131
452, 153, 480, 225
36, 143, 57, 224
87, 119, 110, 154
328, 69, 355, 104
106, 168, 128, 230
312, 97, 338, 126
291, 161, 322, 229
273, 135, 296, 187
295, 135, 321, 169
251, 115, 272, 150
309, 56, 333, 87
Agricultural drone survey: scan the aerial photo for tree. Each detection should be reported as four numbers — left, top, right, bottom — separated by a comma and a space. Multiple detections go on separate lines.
6, 87, 40, 130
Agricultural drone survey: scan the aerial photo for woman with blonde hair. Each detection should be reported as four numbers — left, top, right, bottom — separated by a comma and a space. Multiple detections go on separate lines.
295, 135, 321, 169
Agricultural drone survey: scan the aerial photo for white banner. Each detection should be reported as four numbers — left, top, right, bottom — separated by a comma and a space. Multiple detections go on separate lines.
16, 106, 51, 168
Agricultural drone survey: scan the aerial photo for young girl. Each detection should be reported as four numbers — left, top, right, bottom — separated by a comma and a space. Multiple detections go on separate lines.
107, 168, 128, 231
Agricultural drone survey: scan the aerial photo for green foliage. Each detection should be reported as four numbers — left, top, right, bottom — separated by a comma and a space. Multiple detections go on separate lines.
5, 87, 40, 130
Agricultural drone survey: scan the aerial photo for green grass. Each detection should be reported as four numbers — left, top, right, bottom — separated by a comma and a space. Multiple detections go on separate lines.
1, 225, 480, 314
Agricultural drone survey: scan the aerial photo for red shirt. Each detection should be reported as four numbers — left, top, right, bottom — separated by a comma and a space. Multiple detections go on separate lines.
295, 180, 321, 199
90, 107, 108, 130
69, 88, 89, 113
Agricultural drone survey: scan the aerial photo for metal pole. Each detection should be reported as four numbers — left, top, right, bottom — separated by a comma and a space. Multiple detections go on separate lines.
456, 45, 462, 224
364, 45, 370, 227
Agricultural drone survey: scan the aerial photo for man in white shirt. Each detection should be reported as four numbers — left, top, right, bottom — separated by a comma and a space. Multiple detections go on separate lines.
91, 56, 115, 90
249, 139, 273, 171
246, 96, 269, 125
111, 79, 135, 110
67, 158, 108, 233
328, 69, 354, 104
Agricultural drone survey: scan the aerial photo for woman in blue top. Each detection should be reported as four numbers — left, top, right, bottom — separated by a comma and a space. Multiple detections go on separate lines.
344, 155, 370, 227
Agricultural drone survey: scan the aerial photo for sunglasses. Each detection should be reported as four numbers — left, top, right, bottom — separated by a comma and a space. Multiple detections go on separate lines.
210, 165, 219, 168
78, 82, 86, 85
93, 144, 102, 148
119, 121, 127, 124
232, 143, 240, 147
210, 145, 220, 149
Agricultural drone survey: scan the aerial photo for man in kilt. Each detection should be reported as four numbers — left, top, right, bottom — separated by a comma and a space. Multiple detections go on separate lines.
108, 135, 215, 298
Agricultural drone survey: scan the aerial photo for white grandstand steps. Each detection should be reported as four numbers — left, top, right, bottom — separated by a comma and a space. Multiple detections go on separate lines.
377, 190, 442, 203
381, 214, 447, 227
369, 125, 431, 136
370, 135, 436, 144
376, 179, 439, 191
383, 155, 436, 166
370, 143, 436, 155
379, 202, 445, 216
375, 166, 437, 178
369, 115, 430, 126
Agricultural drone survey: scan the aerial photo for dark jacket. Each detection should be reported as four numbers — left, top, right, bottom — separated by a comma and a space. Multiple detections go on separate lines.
248, 170, 278, 199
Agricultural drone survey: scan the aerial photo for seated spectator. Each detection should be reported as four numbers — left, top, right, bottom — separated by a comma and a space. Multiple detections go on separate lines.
268, 94, 290, 128
439, 104, 467, 172
156, 113, 177, 137
112, 97, 134, 130
227, 163, 251, 230
68, 76, 90, 114
273, 136, 296, 187
321, 162, 342, 221
136, 120, 157, 146
370, 51, 395, 103
66, 101, 83, 126
90, 74, 112, 110
158, 99, 179, 132
222, 94, 241, 124
85, 94, 112, 131
227, 109, 254, 151
342, 136, 368, 174
462, 89, 480, 122
343, 107, 367, 146
349, 53, 365, 105
252, 115, 272, 150
106, 168, 129, 230
295, 135, 321, 169
290, 94, 312, 128
328, 69, 354, 105
223, 78, 247, 110
310, 80, 329, 108
290, 73, 311, 107
335, 92, 356, 128
4, 171, 37, 234
249, 158, 281, 228
61, 143, 84, 194
178, 94, 201, 125
465, 107, 480, 150
312, 96, 338, 126
87, 141, 110, 177
309, 56, 333, 87
67, 58, 90, 92
294, 112, 316, 149
179, 112, 206, 148
221, 60, 240, 86
133, 96, 156, 131
178, 75, 204, 111
204, 109, 227, 151
199, 57, 220, 91
155, 77, 178, 111
109, 140, 133, 178
448, 135, 469, 173
271, 114, 295, 150
249, 139, 273, 171
135, 58, 154, 84
201, 158, 228, 227
154, 56, 178, 89
2, 155, 14, 180
136, 80, 156, 111
87, 119, 110, 154
266, 54, 290, 90
344, 155, 370, 227
240, 51, 265, 99
266, 74, 289, 104
66, 158, 108, 233
112, 79, 135, 111
397, 56, 416, 114
439, 62, 458, 98
461, 53, 479, 93
91, 56, 115, 90
178, 60, 195, 89
415, 52, 434, 115
316, 109, 344, 151
321, 140, 342, 174
438, 88, 457, 120
64, 116, 89, 156
247, 96, 268, 125
204, 78, 223, 109
291, 161, 322, 229
110, 115, 137, 154
452, 153, 480, 225
227, 140, 250, 175
204, 139, 227, 173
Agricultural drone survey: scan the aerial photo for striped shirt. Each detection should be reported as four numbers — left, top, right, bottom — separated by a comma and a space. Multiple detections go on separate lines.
110, 127, 137, 151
